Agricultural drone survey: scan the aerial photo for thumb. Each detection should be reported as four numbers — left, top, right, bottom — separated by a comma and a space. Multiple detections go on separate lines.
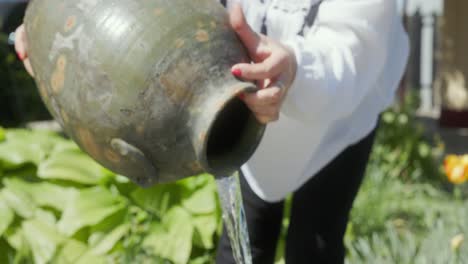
229, 3, 260, 56
14, 25, 28, 60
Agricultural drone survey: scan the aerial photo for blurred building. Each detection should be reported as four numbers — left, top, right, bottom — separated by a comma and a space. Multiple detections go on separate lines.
401, 0, 468, 128
400, 0, 468, 154
435, 1, 468, 128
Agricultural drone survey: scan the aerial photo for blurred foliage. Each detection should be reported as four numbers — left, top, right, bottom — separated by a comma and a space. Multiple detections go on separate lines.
1, 92, 467, 263
0, 128, 221, 264
344, 93, 468, 263
371, 92, 443, 183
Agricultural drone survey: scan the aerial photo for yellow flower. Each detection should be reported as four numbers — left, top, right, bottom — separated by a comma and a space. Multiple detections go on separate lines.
444, 155, 468, 184
451, 234, 464, 251
461, 155, 468, 165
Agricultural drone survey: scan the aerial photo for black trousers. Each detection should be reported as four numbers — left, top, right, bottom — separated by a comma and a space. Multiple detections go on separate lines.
216, 129, 376, 264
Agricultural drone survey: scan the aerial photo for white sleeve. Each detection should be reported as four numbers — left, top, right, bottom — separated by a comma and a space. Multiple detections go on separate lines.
281, 0, 407, 123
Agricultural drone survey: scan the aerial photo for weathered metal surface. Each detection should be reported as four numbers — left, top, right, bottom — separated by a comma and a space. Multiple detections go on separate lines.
24, 0, 265, 187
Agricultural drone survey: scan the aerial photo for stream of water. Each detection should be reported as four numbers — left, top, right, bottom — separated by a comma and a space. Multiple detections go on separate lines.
216, 172, 252, 264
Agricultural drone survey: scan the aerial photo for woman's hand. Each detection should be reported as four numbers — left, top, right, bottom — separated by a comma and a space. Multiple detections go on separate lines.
229, 4, 297, 124
14, 24, 34, 76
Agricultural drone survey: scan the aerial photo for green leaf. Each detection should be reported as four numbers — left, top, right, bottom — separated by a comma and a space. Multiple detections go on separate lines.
0, 129, 66, 168
1, 164, 37, 179
22, 218, 66, 264
0, 127, 5, 142
182, 181, 217, 215
4, 226, 29, 253
192, 214, 218, 249
74, 251, 107, 264
131, 183, 182, 216
418, 142, 431, 158
89, 207, 128, 237
5, 129, 64, 149
0, 196, 14, 236
3, 178, 78, 212
179, 174, 214, 192
53, 239, 110, 264
0, 239, 17, 264
52, 239, 88, 264
1, 182, 36, 219
38, 149, 111, 184
35, 208, 57, 226
143, 207, 194, 264
30, 183, 78, 212
189, 254, 214, 264
50, 140, 80, 154
0, 141, 43, 169
90, 224, 131, 255
58, 186, 126, 236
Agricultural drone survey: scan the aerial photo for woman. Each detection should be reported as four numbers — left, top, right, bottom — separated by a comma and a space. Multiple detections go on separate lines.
14, 0, 409, 263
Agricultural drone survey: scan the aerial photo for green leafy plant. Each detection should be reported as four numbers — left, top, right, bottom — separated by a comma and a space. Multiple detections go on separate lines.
372, 93, 443, 184
1, 91, 466, 263
344, 93, 467, 263
0, 128, 221, 264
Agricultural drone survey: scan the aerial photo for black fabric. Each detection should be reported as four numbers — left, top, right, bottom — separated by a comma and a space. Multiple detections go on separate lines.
215, 129, 376, 264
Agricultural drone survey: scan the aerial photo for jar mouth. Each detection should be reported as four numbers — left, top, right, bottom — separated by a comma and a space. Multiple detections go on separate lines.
193, 82, 265, 178
204, 96, 264, 177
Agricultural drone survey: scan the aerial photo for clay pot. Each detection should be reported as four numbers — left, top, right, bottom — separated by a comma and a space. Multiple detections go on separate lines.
24, 0, 264, 187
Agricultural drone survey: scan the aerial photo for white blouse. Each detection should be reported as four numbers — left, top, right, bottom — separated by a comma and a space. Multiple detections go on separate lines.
222, 0, 410, 202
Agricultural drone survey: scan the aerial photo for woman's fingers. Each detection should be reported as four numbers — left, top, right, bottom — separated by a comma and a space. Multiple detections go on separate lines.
232, 54, 284, 81
241, 82, 286, 124
243, 86, 282, 107
14, 25, 27, 60
14, 24, 34, 76
256, 113, 280, 124
228, 3, 297, 124
23, 59, 34, 77
229, 3, 261, 56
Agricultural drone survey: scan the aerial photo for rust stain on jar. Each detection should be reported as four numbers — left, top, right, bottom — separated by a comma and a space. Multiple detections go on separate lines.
64, 16, 77, 32
77, 127, 101, 159
50, 55, 67, 95
174, 38, 185, 49
136, 124, 145, 135
189, 161, 203, 173
38, 81, 49, 102
160, 76, 190, 104
199, 132, 206, 142
60, 108, 70, 124
159, 59, 194, 104
104, 148, 121, 163
195, 30, 209, 42
154, 8, 165, 16
210, 21, 217, 29
56, 54, 67, 71
51, 70, 65, 95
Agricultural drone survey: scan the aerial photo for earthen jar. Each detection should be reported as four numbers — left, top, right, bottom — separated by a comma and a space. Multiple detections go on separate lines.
24, 0, 265, 186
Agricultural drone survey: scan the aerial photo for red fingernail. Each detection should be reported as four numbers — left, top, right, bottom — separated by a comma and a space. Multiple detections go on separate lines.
17, 52, 24, 61
231, 68, 242, 78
